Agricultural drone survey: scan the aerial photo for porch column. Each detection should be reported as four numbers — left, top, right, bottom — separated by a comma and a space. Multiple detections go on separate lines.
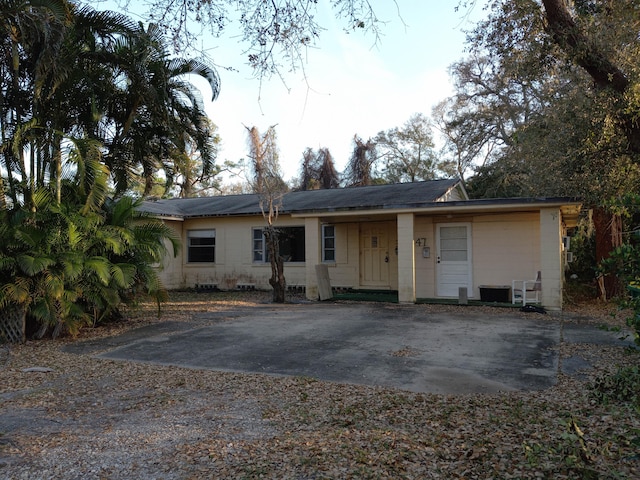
539, 207, 563, 310
305, 217, 321, 300
397, 213, 416, 303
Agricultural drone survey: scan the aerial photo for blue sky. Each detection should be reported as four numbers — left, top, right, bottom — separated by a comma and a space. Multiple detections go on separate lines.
99, 1, 484, 182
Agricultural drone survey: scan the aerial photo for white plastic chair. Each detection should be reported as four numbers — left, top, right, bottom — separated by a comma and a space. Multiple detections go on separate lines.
512, 271, 541, 306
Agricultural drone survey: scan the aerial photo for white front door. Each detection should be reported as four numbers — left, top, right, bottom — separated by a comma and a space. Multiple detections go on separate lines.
436, 223, 472, 297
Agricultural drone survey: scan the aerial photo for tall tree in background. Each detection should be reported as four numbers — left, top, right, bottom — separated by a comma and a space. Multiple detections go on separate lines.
540, 0, 640, 296
246, 125, 288, 303
374, 113, 440, 183
542, 0, 640, 154
344, 136, 378, 187
102, 23, 220, 196
432, 92, 496, 186
298, 147, 340, 190
163, 124, 239, 198
450, 0, 640, 296
299, 148, 317, 191
316, 148, 340, 189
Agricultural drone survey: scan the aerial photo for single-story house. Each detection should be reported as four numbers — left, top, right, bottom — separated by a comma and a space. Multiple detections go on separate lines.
140, 178, 581, 310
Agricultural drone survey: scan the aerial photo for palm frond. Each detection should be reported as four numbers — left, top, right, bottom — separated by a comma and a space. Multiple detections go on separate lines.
168, 58, 220, 101
84, 256, 112, 285
16, 254, 54, 275
110, 263, 137, 289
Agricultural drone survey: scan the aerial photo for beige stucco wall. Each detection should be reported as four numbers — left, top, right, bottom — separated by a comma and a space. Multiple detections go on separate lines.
414, 217, 436, 299
539, 207, 564, 310
397, 213, 416, 303
156, 220, 185, 290
472, 212, 541, 299
322, 222, 359, 289
157, 215, 308, 290
156, 207, 566, 308
439, 184, 467, 202
413, 212, 542, 300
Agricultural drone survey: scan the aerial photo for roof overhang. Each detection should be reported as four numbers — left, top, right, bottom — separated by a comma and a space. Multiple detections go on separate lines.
559, 204, 581, 228
142, 196, 582, 227
148, 214, 185, 222
291, 198, 583, 226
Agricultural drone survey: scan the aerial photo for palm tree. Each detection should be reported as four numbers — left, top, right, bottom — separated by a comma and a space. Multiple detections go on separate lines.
0, 2, 208, 339
0, 1, 137, 207
104, 22, 220, 195
0, 0, 71, 207
2, 1, 221, 204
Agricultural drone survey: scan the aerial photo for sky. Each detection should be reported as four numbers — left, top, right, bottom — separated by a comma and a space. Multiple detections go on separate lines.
101, 1, 485, 183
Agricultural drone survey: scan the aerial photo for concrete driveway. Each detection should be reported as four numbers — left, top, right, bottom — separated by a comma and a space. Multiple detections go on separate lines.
66, 303, 635, 394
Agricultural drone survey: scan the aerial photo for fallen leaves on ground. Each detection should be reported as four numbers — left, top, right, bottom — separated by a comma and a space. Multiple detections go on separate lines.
0, 291, 638, 479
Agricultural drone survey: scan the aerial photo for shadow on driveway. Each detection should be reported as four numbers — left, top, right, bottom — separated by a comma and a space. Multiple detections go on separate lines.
65, 303, 635, 394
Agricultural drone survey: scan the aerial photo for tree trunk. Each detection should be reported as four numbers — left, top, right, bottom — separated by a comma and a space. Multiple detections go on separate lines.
34, 321, 49, 340
52, 321, 64, 340
265, 226, 286, 303
54, 139, 63, 205
593, 207, 622, 299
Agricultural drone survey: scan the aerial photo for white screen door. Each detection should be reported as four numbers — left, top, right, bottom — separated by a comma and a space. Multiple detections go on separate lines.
436, 223, 472, 297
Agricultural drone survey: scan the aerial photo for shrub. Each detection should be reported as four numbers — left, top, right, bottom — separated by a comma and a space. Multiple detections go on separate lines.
590, 365, 640, 410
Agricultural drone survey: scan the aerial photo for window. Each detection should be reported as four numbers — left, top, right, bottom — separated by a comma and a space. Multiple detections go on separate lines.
253, 227, 305, 262
253, 228, 264, 262
439, 225, 468, 262
187, 230, 215, 263
322, 225, 335, 262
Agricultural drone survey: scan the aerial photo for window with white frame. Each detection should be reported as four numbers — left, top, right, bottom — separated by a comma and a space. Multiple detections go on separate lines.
322, 225, 335, 262
187, 229, 215, 263
252, 227, 305, 262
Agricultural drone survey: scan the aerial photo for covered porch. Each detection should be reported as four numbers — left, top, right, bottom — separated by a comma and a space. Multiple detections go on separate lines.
298, 199, 580, 310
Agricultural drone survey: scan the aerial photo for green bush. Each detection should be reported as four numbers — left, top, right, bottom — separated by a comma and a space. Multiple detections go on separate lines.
598, 194, 640, 345
590, 365, 640, 409
0, 190, 178, 339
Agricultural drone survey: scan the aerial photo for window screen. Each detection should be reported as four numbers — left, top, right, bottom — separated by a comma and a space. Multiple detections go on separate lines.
439, 226, 467, 262
188, 230, 215, 263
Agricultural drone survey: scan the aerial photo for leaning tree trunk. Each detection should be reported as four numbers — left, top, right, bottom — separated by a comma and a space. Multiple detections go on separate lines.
265, 226, 286, 303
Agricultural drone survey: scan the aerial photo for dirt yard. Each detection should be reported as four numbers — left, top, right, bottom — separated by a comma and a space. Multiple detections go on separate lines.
1, 291, 639, 479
